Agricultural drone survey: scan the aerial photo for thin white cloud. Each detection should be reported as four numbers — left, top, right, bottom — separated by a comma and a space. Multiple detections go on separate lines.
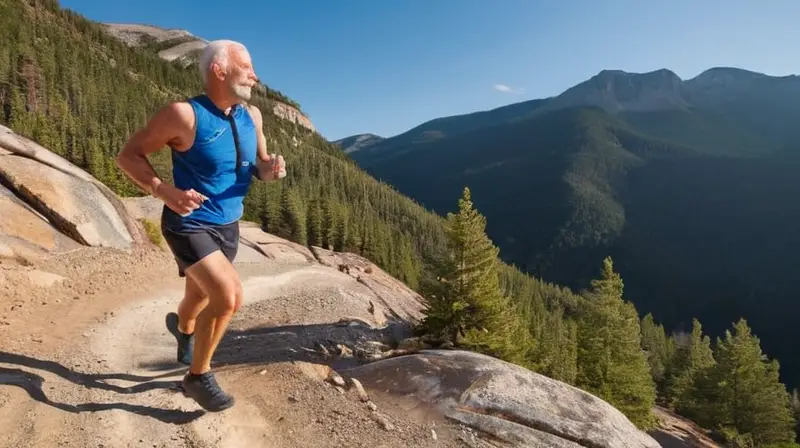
493, 83, 525, 94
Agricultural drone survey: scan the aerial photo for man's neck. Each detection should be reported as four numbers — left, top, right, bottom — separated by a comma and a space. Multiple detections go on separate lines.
204, 89, 238, 116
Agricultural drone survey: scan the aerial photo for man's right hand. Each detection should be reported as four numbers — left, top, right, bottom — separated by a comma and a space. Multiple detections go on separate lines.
155, 183, 206, 216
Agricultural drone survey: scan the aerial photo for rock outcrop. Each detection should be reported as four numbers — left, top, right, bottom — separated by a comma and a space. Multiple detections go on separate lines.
650, 406, 719, 448
103, 23, 198, 47
344, 349, 661, 448
272, 101, 316, 132
0, 125, 138, 258
0, 181, 83, 260
310, 246, 426, 325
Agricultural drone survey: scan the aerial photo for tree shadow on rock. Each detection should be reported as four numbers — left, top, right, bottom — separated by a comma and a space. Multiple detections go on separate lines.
0, 352, 204, 424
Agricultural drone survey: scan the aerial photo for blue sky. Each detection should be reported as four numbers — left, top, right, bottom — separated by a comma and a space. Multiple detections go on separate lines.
60, 0, 800, 141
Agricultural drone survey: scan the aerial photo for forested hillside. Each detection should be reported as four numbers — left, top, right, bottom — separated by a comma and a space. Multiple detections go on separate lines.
342, 66, 800, 403
3, 0, 799, 443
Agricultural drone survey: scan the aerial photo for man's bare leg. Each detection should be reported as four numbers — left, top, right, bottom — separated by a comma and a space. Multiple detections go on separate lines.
185, 250, 240, 374
179, 250, 241, 412
205, 274, 242, 357
177, 276, 209, 334
166, 276, 208, 365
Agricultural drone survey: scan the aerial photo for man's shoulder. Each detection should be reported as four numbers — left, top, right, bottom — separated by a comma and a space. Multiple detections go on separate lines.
162, 100, 195, 118
155, 100, 196, 129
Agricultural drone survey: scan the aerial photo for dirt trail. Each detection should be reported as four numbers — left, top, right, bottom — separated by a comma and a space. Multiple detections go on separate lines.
0, 246, 467, 448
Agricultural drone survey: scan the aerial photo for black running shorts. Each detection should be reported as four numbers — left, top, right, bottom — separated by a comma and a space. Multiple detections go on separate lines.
160, 206, 240, 277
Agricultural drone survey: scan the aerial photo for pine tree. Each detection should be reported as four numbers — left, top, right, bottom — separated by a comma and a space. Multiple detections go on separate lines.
640, 313, 674, 398
535, 306, 579, 384
306, 197, 323, 247
320, 194, 336, 250
698, 319, 796, 446
333, 210, 348, 252
576, 256, 657, 429
664, 318, 716, 417
791, 389, 800, 440
419, 187, 531, 365
275, 186, 306, 243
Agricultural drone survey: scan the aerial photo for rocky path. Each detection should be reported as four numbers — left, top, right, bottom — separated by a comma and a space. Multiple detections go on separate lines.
0, 246, 469, 448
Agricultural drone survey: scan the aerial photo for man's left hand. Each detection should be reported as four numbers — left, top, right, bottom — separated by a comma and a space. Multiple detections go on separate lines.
256, 153, 286, 181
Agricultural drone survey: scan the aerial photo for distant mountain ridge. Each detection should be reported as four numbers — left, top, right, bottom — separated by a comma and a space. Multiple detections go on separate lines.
346, 66, 800, 164
339, 64, 800, 392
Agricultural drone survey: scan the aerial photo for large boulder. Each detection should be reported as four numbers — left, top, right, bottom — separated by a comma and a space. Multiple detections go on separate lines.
0, 125, 140, 249
0, 182, 83, 260
343, 349, 661, 448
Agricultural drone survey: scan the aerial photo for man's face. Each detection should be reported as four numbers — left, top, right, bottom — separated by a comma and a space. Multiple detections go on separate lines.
225, 46, 258, 101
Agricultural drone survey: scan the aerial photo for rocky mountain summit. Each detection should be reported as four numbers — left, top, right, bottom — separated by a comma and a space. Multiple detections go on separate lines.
0, 125, 694, 446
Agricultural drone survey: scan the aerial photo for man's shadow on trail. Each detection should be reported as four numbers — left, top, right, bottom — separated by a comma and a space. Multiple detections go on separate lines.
0, 352, 204, 425
202, 317, 414, 372
139, 317, 416, 374
0, 317, 416, 426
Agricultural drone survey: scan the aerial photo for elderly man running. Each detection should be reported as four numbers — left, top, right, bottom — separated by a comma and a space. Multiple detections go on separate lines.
116, 39, 286, 412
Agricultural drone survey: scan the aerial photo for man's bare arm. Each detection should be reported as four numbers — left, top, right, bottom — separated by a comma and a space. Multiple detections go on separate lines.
247, 104, 285, 181
247, 104, 269, 162
115, 102, 192, 196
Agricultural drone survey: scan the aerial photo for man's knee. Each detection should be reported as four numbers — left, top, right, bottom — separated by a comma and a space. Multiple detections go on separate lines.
211, 281, 240, 316
216, 281, 242, 315
184, 251, 242, 316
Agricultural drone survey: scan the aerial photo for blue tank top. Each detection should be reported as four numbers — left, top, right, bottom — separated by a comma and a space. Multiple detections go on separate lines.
169, 94, 258, 226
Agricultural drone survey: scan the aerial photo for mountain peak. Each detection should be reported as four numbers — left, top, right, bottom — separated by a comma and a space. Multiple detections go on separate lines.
334, 133, 385, 154
684, 66, 778, 97
688, 66, 769, 84
593, 68, 680, 82
546, 68, 688, 114
691, 66, 768, 79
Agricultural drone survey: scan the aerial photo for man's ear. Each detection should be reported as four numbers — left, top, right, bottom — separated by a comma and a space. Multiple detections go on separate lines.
211, 62, 226, 81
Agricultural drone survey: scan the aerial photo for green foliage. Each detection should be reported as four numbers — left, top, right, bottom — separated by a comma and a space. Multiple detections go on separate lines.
419, 187, 532, 366
530, 305, 578, 384
138, 218, 164, 248
574, 256, 657, 429
640, 313, 675, 398
701, 320, 796, 446
655, 319, 798, 446
663, 318, 716, 416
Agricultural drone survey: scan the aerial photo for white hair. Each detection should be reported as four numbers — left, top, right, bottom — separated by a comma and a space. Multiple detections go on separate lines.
199, 39, 246, 85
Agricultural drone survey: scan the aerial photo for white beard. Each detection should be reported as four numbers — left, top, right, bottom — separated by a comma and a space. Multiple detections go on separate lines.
231, 83, 252, 101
